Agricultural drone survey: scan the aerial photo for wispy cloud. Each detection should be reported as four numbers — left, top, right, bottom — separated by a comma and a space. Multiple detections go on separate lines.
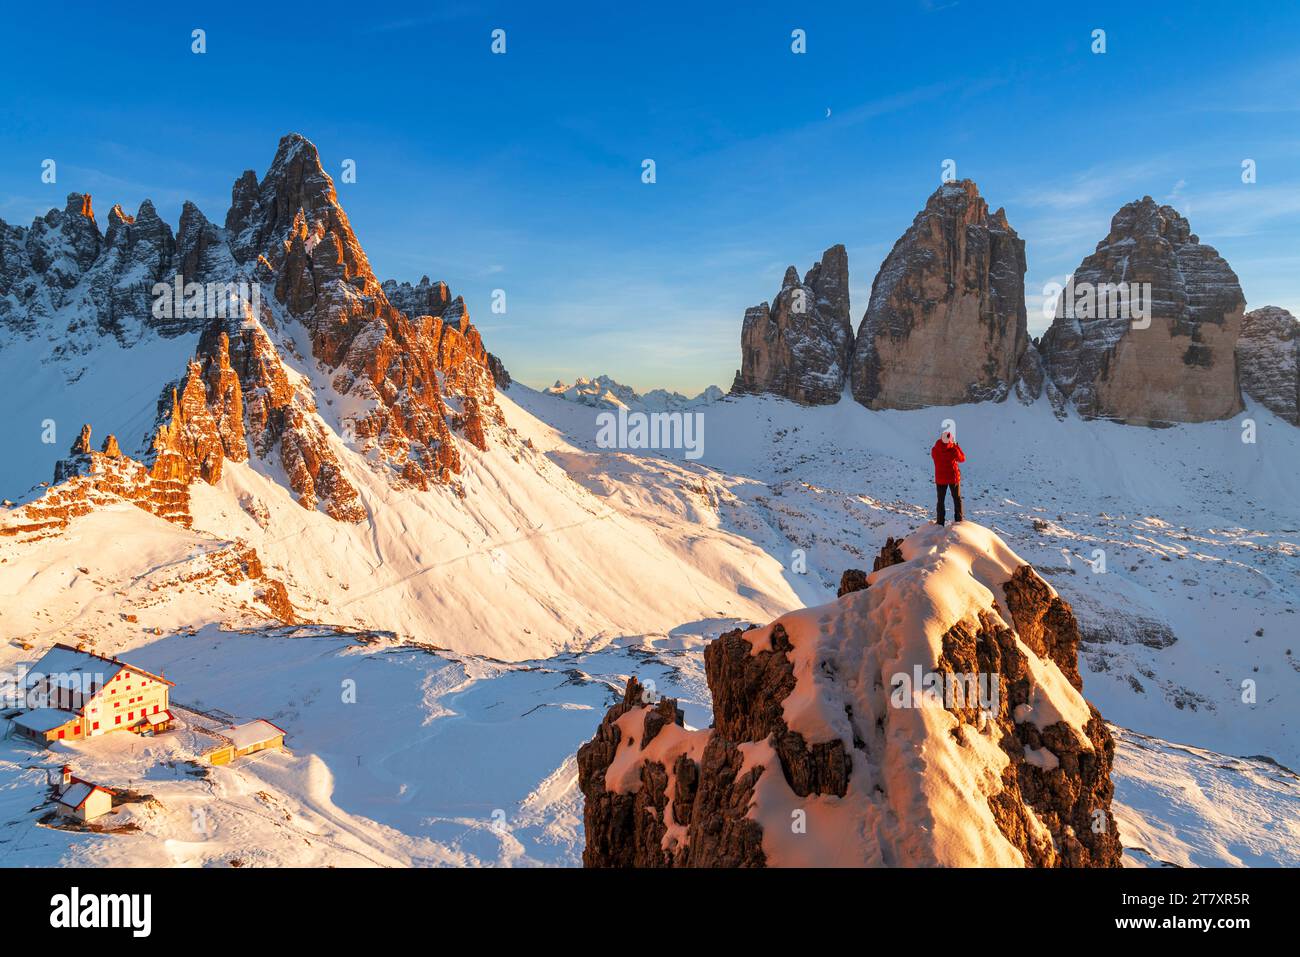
1015, 159, 1172, 212
363, 4, 482, 34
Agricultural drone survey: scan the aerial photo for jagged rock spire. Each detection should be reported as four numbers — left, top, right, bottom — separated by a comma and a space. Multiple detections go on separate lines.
850, 179, 1028, 410
731, 244, 852, 405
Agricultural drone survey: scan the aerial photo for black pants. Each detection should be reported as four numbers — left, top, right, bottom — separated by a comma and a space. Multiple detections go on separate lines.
936, 483, 963, 524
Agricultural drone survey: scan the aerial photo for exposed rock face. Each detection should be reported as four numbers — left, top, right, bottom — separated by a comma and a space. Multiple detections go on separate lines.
147, 334, 245, 488
872, 535, 905, 571
1237, 306, 1298, 425
173, 319, 367, 522
579, 523, 1121, 868
381, 276, 451, 322
6, 133, 509, 519
1039, 198, 1245, 425
0, 191, 209, 344
5, 426, 294, 622
850, 181, 1028, 410
221, 134, 504, 493
837, 569, 869, 597
486, 353, 511, 390
731, 245, 852, 405
42, 424, 192, 528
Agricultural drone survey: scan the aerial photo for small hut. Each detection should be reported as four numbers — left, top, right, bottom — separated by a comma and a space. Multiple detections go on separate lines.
53, 768, 114, 822
207, 719, 287, 765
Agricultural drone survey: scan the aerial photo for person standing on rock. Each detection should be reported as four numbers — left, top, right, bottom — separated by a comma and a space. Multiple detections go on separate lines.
931, 431, 966, 525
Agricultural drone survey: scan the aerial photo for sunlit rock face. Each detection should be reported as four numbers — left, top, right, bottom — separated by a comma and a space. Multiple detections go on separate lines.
1039, 197, 1245, 426
1237, 306, 1298, 425
578, 524, 1122, 869
731, 244, 853, 405
218, 134, 505, 499
4, 133, 511, 523
850, 180, 1028, 410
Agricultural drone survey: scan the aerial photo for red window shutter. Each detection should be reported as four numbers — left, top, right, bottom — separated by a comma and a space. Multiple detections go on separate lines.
115, 716, 121, 725
93, 722, 100, 730
154, 705, 160, 714
128, 712, 133, 720
58, 730, 65, 739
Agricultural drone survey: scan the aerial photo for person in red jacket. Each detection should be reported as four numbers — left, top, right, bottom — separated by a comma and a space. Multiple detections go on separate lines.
930, 431, 966, 525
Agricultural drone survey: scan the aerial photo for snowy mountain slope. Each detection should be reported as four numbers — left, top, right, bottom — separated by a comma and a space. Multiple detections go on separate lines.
0, 134, 803, 660
1, 386, 799, 660
184, 387, 797, 658
510, 386, 1300, 771
1111, 726, 1300, 868
0, 504, 283, 649
0, 332, 199, 500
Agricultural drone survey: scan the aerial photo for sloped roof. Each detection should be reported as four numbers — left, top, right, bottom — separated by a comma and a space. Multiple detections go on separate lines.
26, 646, 125, 696
58, 779, 112, 810
27, 644, 175, 696
58, 782, 94, 808
223, 719, 286, 750
11, 708, 78, 732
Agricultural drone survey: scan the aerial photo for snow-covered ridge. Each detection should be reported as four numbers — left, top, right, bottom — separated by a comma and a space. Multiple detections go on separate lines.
579, 522, 1120, 867
545, 375, 722, 411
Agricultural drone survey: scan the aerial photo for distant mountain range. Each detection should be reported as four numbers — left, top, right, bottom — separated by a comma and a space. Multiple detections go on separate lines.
545, 375, 722, 412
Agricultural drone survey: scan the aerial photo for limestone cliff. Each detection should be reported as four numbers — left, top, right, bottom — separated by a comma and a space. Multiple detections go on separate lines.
731, 244, 852, 405
1039, 197, 1245, 425
1237, 306, 1298, 425
850, 181, 1028, 410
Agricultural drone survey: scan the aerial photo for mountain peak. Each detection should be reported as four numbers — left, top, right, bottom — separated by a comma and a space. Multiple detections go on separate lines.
66, 192, 95, 221
850, 179, 1026, 409
1039, 197, 1244, 424
225, 132, 342, 265
273, 131, 319, 163
0, 132, 508, 517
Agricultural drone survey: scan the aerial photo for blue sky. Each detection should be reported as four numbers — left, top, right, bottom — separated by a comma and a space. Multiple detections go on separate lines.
2, 1, 1297, 394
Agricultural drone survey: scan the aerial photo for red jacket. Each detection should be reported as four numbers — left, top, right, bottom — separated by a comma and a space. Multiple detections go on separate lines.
931, 440, 965, 485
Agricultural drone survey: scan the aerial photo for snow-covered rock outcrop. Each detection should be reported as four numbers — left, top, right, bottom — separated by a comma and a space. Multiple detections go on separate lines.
731, 244, 853, 405
578, 522, 1121, 867
1039, 198, 1245, 425
1237, 306, 1298, 425
0, 193, 192, 344
849, 181, 1028, 410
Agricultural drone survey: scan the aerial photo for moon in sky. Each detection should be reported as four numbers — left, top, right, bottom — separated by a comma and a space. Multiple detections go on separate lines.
826, 107, 832, 118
